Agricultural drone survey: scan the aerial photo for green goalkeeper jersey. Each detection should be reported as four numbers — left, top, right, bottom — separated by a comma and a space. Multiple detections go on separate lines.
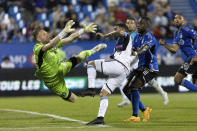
33, 42, 63, 85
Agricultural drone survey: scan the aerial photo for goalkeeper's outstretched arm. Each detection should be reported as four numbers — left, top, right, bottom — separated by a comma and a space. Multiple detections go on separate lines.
59, 23, 97, 47
42, 20, 75, 51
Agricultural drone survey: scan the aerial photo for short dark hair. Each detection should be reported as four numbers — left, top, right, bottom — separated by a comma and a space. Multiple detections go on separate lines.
3, 56, 9, 61
114, 23, 129, 32
175, 13, 185, 19
127, 17, 136, 22
32, 25, 43, 42
140, 16, 152, 27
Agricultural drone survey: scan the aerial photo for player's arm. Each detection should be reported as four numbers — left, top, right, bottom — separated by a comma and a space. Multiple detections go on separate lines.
159, 39, 179, 54
58, 23, 97, 47
97, 31, 126, 38
42, 20, 75, 51
132, 44, 150, 56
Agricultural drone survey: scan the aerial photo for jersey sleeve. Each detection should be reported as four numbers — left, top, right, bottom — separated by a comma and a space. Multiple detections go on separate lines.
56, 40, 63, 48
144, 32, 155, 48
182, 25, 197, 39
33, 44, 44, 56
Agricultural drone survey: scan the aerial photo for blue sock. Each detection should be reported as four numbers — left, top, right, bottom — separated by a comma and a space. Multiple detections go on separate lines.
139, 100, 146, 112
131, 90, 140, 117
130, 91, 146, 112
181, 79, 197, 91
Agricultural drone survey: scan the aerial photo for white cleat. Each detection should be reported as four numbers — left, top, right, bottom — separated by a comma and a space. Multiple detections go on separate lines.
162, 92, 169, 105
117, 100, 130, 107
92, 43, 107, 54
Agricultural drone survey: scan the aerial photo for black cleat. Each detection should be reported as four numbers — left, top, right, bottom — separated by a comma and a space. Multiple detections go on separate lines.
86, 117, 105, 125
79, 88, 96, 97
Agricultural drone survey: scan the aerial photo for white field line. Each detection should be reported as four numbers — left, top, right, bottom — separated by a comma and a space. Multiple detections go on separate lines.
0, 125, 109, 130
0, 108, 111, 128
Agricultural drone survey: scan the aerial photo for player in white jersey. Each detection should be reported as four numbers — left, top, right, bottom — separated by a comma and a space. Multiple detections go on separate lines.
83, 23, 133, 125
117, 17, 169, 107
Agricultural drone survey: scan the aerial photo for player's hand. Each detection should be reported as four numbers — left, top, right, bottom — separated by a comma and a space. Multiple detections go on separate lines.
82, 23, 97, 33
159, 39, 166, 46
63, 20, 75, 33
132, 51, 137, 56
96, 32, 105, 37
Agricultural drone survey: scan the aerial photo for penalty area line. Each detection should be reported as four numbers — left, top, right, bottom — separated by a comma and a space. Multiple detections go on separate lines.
0, 108, 111, 128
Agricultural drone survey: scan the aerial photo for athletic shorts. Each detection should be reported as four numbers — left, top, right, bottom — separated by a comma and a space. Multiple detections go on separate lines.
178, 60, 197, 77
131, 66, 158, 84
94, 59, 129, 94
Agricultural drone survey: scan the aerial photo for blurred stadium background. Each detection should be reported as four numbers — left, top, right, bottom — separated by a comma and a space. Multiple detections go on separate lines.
0, 0, 197, 130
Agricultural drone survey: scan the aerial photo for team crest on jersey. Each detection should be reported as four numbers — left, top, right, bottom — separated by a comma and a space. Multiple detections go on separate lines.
178, 39, 184, 45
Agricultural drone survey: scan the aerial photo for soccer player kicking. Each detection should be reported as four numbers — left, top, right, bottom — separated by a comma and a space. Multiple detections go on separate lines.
118, 17, 169, 107
160, 14, 197, 91
123, 17, 159, 123
33, 20, 107, 102
84, 23, 133, 125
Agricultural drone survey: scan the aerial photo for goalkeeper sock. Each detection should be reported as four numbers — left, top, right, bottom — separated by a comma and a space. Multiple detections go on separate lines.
77, 50, 93, 61
98, 97, 108, 117
87, 65, 96, 88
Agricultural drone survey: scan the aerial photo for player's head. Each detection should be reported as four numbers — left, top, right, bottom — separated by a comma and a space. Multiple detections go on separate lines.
32, 25, 50, 44
137, 17, 151, 34
126, 17, 136, 33
173, 14, 185, 27
114, 23, 129, 32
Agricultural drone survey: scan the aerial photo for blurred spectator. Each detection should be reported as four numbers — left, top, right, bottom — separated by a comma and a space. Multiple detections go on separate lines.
59, 0, 69, 6
12, 30, 26, 42
66, 5, 77, 20
52, 5, 63, 23
114, 6, 127, 23
1, 56, 15, 69
80, 15, 91, 26
95, 2, 106, 15
135, 0, 148, 17
0, 23, 8, 42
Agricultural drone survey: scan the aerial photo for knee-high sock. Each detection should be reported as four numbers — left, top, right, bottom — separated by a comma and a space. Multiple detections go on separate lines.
87, 65, 96, 88
151, 79, 166, 96
181, 79, 197, 91
119, 80, 129, 101
131, 90, 140, 116
97, 97, 108, 117
77, 50, 93, 61
130, 91, 146, 113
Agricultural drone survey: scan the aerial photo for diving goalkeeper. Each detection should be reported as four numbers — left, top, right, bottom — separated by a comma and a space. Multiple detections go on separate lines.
33, 20, 107, 102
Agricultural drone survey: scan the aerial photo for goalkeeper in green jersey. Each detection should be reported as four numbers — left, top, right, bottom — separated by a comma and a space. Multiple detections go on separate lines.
32, 20, 107, 102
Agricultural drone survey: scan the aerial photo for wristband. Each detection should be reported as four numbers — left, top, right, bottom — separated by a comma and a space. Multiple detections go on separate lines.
58, 31, 66, 40
78, 29, 85, 35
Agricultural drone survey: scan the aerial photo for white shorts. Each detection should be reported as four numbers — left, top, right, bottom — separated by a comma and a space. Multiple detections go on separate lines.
94, 59, 129, 94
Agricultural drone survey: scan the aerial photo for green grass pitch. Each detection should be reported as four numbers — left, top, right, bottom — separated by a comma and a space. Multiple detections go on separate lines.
0, 93, 197, 131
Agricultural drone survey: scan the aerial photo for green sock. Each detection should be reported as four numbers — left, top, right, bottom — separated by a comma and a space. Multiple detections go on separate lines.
77, 50, 94, 61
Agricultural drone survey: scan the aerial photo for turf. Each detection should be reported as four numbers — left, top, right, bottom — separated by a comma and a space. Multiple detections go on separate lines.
0, 93, 197, 131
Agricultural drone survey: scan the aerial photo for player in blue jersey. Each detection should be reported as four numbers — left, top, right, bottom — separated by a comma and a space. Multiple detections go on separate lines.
160, 14, 197, 91
123, 17, 159, 122
118, 17, 168, 107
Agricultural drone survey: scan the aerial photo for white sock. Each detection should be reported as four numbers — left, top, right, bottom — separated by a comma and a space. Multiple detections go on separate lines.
87, 65, 96, 88
97, 97, 108, 117
119, 80, 129, 101
151, 80, 165, 96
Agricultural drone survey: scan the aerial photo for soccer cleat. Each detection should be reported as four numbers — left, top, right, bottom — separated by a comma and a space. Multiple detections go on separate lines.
123, 116, 140, 123
143, 107, 152, 122
86, 117, 105, 125
117, 100, 130, 107
162, 91, 169, 105
78, 88, 96, 97
92, 43, 107, 54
